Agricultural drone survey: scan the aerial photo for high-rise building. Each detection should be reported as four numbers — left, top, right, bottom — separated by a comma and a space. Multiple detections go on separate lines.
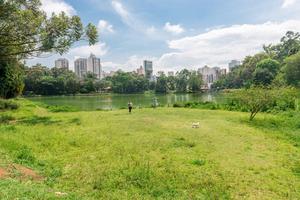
136, 66, 144, 76
55, 58, 69, 69
198, 66, 225, 89
87, 54, 102, 79
143, 60, 153, 80
74, 58, 87, 78
74, 54, 102, 79
228, 60, 241, 71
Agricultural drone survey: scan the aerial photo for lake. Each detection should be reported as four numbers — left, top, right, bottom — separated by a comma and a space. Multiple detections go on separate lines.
26, 93, 223, 111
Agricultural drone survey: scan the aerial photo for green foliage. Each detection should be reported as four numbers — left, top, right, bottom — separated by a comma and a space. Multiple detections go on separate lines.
175, 69, 190, 92
0, 59, 24, 99
24, 65, 80, 95
253, 58, 280, 85
231, 87, 297, 120
110, 71, 149, 93
188, 71, 203, 92
0, 114, 15, 124
0, 99, 19, 110
45, 105, 78, 113
15, 146, 36, 165
283, 52, 300, 87
191, 159, 206, 166
264, 31, 300, 61
155, 75, 168, 93
214, 32, 300, 89
0, 0, 98, 59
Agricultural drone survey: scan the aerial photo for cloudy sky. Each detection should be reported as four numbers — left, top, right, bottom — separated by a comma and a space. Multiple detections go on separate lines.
27, 0, 300, 72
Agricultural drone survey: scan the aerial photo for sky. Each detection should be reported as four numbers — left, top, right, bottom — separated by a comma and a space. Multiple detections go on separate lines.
27, 0, 300, 72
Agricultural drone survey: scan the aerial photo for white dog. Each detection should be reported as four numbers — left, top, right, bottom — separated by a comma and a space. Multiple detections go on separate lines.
192, 122, 200, 128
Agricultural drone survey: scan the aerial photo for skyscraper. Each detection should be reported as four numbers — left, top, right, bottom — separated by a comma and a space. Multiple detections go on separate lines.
87, 53, 102, 79
143, 60, 153, 80
55, 58, 69, 69
74, 58, 87, 78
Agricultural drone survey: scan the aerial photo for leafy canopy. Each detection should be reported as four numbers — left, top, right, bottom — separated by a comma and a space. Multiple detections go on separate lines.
0, 0, 98, 60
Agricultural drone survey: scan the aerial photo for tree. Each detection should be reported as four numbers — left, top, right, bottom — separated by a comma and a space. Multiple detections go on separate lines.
155, 75, 168, 93
264, 31, 300, 61
253, 58, 280, 85
0, 0, 98, 59
188, 71, 203, 92
234, 87, 276, 121
233, 86, 297, 121
283, 52, 300, 87
166, 76, 176, 91
0, 0, 98, 98
176, 69, 190, 92
110, 72, 149, 94
0, 59, 24, 99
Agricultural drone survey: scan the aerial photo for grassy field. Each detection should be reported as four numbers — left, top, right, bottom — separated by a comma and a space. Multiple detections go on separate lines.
0, 99, 299, 199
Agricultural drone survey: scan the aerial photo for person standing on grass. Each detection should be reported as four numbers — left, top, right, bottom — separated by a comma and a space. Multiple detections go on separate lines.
128, 101, 133, 113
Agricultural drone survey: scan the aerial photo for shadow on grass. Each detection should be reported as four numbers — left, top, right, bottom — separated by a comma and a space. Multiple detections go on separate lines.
19, 116, 62, 126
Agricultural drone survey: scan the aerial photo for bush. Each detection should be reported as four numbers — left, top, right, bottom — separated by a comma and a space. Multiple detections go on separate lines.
173, 103, 185, 108
0, 99, 19, 110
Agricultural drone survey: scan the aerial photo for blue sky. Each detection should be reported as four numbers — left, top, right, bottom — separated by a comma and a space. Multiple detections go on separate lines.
27, 0, 300, 72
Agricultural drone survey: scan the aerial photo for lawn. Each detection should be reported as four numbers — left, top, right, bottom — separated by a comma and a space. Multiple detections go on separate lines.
0, 99, 299, 199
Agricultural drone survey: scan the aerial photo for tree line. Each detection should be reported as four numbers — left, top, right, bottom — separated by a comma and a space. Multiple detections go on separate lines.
212, 31, 300, 89
22, 66, 204, 95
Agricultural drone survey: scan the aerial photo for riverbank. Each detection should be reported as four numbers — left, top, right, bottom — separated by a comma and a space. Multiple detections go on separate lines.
0, 99, 299, 199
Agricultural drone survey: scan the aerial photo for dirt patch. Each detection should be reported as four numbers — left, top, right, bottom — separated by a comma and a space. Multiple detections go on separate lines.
0, 167, 8, 179
8, 164, 44, 181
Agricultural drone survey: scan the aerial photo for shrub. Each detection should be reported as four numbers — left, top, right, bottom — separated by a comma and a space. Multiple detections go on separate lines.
0, 99, 19, 110
173, 103, 185, 108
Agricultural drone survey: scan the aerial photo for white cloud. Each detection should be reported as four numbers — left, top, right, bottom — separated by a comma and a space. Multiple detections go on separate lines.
111, 0, 161, 38
41, 0, 76, 16
157, 20, 300, 71
98, 20, 115, 34
111, 0, 132, 25
164, 22, 185, 35
282, 0, 297, 8
69, 43, 108, 58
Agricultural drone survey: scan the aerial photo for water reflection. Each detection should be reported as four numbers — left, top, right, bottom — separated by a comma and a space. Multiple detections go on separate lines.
27, 93, 223, 111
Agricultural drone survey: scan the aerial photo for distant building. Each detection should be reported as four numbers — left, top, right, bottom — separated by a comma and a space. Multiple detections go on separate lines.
55, 58, 69, 69
74, 58, 87, 78
104, 71, 116, 78
87, 54, 102, 79
228, 60, 241, 72
136, 66, 144, 76
74, 54, 102, 79
157, 71, 165, 77
143, 60, 153, 80
167, 71, 175, 77
198, 66, 225, 89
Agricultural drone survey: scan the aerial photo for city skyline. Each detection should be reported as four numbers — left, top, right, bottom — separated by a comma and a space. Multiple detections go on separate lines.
26, 0, 300, 72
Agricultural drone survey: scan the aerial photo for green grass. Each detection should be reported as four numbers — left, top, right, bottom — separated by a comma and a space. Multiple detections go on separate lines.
0, 99, 299, 199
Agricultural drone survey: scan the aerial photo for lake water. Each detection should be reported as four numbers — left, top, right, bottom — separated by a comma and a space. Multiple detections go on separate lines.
26, 93, 223, 111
